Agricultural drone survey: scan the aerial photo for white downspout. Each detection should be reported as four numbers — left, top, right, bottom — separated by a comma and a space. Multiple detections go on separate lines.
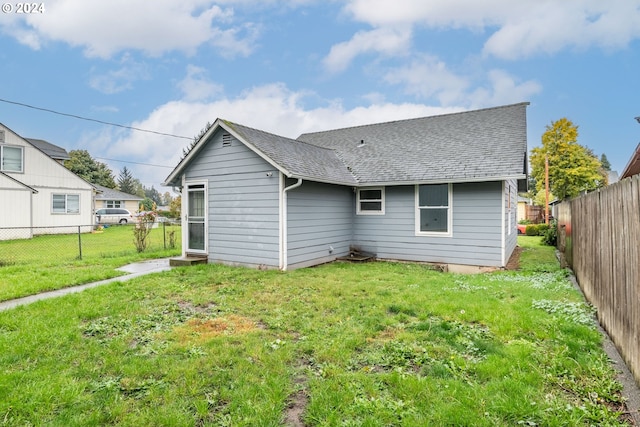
280, 176, 303, 271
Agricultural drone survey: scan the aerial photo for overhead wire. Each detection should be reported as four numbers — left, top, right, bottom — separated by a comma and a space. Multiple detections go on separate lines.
0, 97, 193, 140
0, 96, 194, 169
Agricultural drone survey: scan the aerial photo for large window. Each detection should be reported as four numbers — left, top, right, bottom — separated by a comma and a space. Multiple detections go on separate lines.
106, 200, 122, 208
52, 194, 80, 214
357, 187, 385, 215
416, 184, 452, 235
0, 145, 23, 172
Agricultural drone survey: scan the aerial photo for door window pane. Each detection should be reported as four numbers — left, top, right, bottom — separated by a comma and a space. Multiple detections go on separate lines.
188, 191, 205, 217
188, 223, 205, 250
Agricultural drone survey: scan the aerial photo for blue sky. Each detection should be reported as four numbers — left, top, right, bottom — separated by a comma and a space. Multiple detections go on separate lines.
1, 0, 639, 190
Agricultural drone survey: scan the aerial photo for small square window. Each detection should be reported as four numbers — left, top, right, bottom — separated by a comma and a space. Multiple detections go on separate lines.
357, 187, 385, 215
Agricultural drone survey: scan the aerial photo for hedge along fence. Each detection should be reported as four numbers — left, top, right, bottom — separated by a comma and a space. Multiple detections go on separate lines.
0, 222, 181, 266
557, 174, 640, 387
525, 223, 550, 236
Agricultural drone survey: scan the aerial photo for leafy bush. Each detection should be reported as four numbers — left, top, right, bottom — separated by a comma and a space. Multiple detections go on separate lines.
525, 224, 550, 236
518, 219, 532, 225
542, 220, 558, 246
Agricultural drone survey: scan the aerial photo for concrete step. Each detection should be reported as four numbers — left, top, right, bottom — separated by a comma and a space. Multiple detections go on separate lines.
169, 256, 208, 267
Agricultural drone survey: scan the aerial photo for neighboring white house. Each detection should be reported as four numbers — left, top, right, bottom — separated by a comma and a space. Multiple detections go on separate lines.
0, 123, 96, 239
93, 184, 143, 213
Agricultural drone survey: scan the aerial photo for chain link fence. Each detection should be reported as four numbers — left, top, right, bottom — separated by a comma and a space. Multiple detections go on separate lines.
0, 221, 182, 266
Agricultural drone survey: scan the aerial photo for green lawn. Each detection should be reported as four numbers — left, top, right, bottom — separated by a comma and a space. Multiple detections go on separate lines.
0, 236, 629, 426
0, 225, 181, 301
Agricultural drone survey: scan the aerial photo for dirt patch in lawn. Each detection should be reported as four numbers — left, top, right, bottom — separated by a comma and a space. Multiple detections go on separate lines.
506, 246, 523, 270
284, 358, 311, 427
173, 315, 261, 343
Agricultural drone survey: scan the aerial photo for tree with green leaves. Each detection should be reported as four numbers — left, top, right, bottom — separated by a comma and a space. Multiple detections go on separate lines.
117, 166, 136, 195
530, 118, 606, 201
64, 150, 116, 188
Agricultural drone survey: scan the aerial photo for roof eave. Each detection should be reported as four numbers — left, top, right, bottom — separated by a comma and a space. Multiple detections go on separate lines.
354, 174, 527, 187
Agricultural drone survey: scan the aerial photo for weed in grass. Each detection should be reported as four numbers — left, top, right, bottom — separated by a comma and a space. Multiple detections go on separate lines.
532, 299, 596, 326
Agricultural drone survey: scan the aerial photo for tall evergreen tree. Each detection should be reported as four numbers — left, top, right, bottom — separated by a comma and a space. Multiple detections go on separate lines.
117, 166, 136, 195
600, 153, 612, 171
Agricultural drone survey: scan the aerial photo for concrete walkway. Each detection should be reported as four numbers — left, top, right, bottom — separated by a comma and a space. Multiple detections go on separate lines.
0, 258, 172, 312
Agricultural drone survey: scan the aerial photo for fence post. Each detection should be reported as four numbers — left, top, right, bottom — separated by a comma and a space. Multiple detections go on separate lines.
78, 226, 83, 260
163, 221, 166, 250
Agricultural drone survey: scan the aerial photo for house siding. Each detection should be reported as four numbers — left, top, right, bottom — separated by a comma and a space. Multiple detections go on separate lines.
184, 129, 280, 267
0, 175, 32, 239
286, 180, 353, 269
504, 178, 518, 265
353, 182, 505, 267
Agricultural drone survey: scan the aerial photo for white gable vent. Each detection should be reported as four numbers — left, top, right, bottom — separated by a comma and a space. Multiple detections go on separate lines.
222, 133, 232, 147
0, 130, 4, 143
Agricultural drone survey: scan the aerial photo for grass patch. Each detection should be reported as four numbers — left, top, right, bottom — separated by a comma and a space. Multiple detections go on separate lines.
0, 225, 181, 301
0, 238, 629, 425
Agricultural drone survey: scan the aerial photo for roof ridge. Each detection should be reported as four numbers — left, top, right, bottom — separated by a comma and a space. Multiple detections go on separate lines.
297, 102, 530, 138
222, 119, 337, 152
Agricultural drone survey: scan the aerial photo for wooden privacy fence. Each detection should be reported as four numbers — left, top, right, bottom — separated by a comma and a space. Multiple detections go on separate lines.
557, 174, 640, 386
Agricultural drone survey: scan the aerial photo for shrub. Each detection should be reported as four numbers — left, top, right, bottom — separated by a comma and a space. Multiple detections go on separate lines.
518, 219, 532, 225
525, 224, 550, 236
542, 220, 558, 246
525, 224, 538, 236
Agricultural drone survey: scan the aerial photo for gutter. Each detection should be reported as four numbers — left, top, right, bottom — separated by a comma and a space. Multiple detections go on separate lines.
279, 176, 303, 270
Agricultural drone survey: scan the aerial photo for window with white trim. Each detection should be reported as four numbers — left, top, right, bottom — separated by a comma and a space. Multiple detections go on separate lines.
416, 184, 452, 235
0, 145, 23, 172
52, 194, 80, 214
357, 187, 385, 214
106, 200, 122, 208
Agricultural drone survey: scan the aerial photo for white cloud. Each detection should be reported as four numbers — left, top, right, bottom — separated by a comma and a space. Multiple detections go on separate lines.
178, 65, 224, 101
468, 69, 542, 107
88, 54, 150, 94
323, 27, 412, 73
102, 83, 460, 187
2, 0, 259, 58
383, 56, 541, 107
339, 0, 640, 60
383, 55, 469, 105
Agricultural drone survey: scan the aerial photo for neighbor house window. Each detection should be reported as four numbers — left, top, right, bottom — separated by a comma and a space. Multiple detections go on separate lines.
416, 183, 452, 235
0, 145, 23, 172
106, 200, 122, 208
357, 187, 385, 215
52, 194, 80, 214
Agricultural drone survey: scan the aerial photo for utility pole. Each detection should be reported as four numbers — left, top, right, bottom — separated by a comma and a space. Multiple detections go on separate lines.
545, 154, 549, 225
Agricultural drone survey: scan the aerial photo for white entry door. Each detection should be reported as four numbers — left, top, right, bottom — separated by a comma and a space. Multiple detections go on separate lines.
186, 182, 207, 254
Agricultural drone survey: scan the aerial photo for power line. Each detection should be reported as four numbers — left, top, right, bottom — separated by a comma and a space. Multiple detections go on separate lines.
0, 97, 193, 140
95, 156, 173, 169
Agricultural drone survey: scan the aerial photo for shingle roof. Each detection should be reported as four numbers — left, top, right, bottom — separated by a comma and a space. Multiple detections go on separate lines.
94, 184, 143, 201
26, 138, 71, 161
296, 102, 528, 185
222, 120, 358, 185
164, 102, 528, 187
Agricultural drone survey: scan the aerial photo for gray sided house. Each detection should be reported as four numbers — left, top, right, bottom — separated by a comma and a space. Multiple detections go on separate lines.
164, 102, 528, 270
